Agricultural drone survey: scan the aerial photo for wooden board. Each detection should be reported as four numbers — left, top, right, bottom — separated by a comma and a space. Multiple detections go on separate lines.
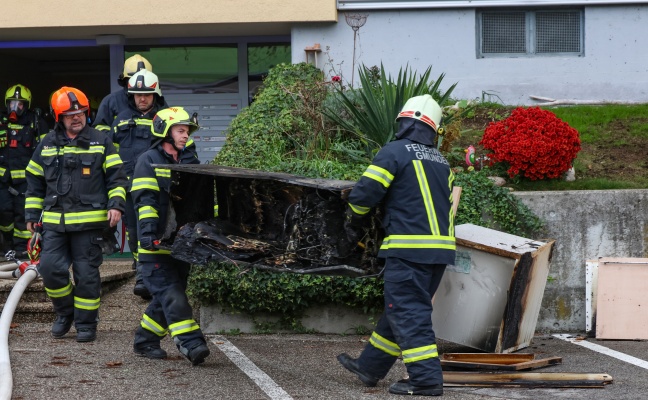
596, 257, 648, 339
441, 353, 562, 371
443, 372, 613, 388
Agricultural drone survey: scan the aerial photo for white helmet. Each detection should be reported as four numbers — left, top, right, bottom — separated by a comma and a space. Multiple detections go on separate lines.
396, 94, 442, 132
127, 69, 162, 97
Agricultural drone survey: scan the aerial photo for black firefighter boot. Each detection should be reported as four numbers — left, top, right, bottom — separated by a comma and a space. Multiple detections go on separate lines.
51, 315, 73, 338
133, 262, 152, 300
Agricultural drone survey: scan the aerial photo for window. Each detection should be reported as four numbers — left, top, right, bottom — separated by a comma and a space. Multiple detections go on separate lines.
125, 46, 239, 94
478, 9, 583, 57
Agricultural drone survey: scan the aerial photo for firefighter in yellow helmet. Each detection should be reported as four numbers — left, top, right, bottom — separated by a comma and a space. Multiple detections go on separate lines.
130, 107, 209, 364
93, 54, 168, 132
0, 84, 48, 255
337, 94, 454, 396
25, 87, 128, 342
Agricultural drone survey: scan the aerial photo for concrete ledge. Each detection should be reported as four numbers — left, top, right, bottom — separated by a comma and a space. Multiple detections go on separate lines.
200, 304, 379, 334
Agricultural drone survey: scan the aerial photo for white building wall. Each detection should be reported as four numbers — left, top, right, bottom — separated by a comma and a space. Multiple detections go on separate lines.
292, 5, 648, 105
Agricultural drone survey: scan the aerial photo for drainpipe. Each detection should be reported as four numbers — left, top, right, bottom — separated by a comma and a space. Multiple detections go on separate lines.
0, 264, 39, 400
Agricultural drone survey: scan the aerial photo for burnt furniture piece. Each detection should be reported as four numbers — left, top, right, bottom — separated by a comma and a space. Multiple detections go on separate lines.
155, 164, 384, 277
432, 224, 555, 353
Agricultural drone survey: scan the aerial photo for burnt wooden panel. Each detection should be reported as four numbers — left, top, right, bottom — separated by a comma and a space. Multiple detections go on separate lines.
154, 164, 384, 276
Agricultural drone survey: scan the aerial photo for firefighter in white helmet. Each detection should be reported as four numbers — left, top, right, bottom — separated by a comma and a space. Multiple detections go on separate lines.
93, 54, 168, 132
337, 94, 455, 396
109, 69, 169, 300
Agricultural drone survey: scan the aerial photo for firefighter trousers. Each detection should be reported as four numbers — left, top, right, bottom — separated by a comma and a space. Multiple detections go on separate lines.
133, 260, 206, 354
357, 257, 447, 387
0, 180, 29, 251
38, 229, 104, 329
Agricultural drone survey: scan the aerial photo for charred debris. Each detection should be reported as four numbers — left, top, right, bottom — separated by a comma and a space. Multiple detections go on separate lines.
157, 164, 384, 277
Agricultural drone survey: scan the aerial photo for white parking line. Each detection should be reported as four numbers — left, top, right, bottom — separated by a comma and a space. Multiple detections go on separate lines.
211, 335, 294, 400
554, 333, 648, 370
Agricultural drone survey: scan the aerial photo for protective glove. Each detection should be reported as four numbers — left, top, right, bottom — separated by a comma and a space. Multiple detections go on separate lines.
139, 235, 158, 251
344, 208, 366, 244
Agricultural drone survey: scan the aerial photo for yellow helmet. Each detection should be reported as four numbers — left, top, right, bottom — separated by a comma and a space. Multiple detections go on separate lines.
121, 54, 153, 80
396, 94, 443, 132
151, 107, 198, 139
5, 84, 32, 111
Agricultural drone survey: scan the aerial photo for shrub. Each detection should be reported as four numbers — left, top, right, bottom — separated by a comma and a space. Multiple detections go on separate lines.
479, 107, 581, 180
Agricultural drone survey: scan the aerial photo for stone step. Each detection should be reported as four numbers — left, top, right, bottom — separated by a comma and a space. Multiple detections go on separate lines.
0, 259, 134, 323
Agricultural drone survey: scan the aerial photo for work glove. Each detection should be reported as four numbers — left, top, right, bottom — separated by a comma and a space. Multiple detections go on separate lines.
344, 208, 365, 244
139, 235, 158, 251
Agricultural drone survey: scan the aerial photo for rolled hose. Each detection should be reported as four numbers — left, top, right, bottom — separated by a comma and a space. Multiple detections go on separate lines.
0, 267, 39, 400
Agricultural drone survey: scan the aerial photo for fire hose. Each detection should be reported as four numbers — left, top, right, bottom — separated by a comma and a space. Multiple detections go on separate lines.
0, 224, 42, 400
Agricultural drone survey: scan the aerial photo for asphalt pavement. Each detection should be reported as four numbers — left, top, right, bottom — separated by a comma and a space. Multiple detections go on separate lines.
6, 270, 648, 400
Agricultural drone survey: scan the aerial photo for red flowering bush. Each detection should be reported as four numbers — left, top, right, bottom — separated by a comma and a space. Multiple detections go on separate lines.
479, 107, 581, 180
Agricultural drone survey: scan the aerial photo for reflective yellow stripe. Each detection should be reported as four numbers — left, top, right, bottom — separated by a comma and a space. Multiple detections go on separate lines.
138, 206, 158, 221
43, 211, 62, 224
104, 153, 123, 170
380, 235, 456, 250
448, 171, 455, 236
413, 160, 439, 235
402, 344, 438, 363
168, 319, 200, 337
369, 332, 401, 356
131, 177, 159, 192
138, 246, 171, 255
349, 203, 370, 215
10, 170, 26, 180
74, 296, 100, 311
141, 314, 168, 337
0, 223, 13, 232
154, 168, 171, 178
14, 228, 32, 239
46, 282, 73, 298
363, 165, 394, 188
42, 145, 105, 156
0, 167, 5, 177
26, 160, 44, 176
109, 186, 126, 201
64, 210, 108, 224
96, 125, 110, 132
25, 197, 44, 210
214, 205, 219, 217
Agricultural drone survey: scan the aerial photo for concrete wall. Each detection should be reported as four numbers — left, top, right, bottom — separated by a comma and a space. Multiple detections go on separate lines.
515, 189, 648, 332
292, 5, 648, 105
201, 189, 648, 334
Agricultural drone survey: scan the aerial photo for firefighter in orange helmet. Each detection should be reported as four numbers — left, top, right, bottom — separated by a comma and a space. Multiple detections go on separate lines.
25, 87, 128, 342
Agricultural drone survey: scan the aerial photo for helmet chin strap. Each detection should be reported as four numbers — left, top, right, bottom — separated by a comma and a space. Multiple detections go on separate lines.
164, 136, 184, 152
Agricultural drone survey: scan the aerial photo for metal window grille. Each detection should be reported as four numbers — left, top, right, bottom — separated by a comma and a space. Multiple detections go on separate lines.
481, 12, 526, 54
479, 9, 583, 56
536, 11, 582, 53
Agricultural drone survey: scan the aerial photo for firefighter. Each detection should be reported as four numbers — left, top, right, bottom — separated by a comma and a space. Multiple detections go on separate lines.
130, 107, 209, 365
25, 87, 128, 342
337, 95, 456, 396
93, 54, 168, 132
0, 84, 48, 255
109, 69, 166, 300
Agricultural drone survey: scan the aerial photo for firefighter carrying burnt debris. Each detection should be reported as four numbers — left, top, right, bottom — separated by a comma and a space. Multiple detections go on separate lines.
337, 94, 456, 396
130, 106, 209, 365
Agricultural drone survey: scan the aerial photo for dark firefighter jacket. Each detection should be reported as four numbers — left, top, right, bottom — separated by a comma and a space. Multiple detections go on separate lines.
24, 124, 128, 232
94, 88, 169, 132
131, 143, 200, 262
347, 119, 456, 265
0, 111, 48, 187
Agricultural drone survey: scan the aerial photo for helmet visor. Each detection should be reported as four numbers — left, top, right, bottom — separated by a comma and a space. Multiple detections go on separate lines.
8, 100, 25, 115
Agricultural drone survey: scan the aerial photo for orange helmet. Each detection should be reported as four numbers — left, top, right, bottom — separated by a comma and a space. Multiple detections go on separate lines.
50, 87, 89, 122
